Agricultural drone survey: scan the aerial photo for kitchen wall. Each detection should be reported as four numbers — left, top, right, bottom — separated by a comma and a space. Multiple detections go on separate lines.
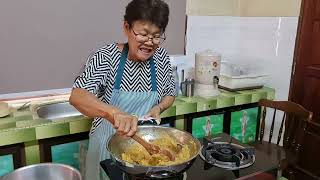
0, 0, 186, 95
186, 0, 301, 16
183, 0, 302, 143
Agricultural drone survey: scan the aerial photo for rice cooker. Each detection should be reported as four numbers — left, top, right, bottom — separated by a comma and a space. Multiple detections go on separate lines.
194, 50, 221, 97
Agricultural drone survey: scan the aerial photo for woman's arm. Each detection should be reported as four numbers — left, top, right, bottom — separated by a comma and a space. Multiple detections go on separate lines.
146, 95, 175, 123
69, 88, 118, 121
157, 95, 175, 113
69, 88, 138, 136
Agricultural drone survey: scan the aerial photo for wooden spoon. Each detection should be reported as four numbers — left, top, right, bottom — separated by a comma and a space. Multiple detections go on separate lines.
132, 134, 175, 161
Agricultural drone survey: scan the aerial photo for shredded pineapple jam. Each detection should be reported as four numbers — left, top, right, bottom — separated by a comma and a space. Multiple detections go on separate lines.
121, 135, 190, 166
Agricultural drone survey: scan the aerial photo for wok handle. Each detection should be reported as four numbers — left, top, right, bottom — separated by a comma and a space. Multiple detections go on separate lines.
110, 115, 157, 126
137, 119, 158, 126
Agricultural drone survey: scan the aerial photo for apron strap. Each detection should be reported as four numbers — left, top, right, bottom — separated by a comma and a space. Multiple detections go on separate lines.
114, 43, 157, 91
114, 44, 128, 90
150, 57, 157, 91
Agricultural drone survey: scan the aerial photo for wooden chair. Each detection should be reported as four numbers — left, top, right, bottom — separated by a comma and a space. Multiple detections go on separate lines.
254, 99, 313, 179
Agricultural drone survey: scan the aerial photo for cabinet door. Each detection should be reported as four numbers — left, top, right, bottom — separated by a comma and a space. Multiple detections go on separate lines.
0, 143, 25, 176
230, 107, 259, 143
40, 132, 88, 175
192, 114, 224, 138
0, 154, 14, 176
51, 139, 88, 170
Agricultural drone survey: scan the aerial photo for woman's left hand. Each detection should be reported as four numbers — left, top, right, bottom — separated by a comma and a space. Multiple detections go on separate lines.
145, 105, 161, 124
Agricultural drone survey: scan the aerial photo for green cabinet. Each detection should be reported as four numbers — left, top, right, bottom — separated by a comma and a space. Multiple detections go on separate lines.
188, 103, 260, 144
192, 114, 224, 138
0, 143, 25, 176
51, 139, 88, 170
0, 154, 14, 176
39, 132, 88, 173
230, 107, 259, 143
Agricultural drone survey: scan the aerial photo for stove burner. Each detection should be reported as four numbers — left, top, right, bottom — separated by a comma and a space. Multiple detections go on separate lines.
122, 172, 187, 180
220, 147, 233, 154
200, 138, 255, 170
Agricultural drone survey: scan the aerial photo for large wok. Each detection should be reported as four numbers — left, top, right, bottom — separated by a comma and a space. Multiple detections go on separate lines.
106, 125, 201, 178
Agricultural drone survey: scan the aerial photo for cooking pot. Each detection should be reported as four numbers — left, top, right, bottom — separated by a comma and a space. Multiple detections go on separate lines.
106, 126, 201, 178
0, 163, 82, 180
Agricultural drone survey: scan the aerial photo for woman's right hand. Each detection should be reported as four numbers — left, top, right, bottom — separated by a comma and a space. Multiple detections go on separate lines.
112, 111, 138, 137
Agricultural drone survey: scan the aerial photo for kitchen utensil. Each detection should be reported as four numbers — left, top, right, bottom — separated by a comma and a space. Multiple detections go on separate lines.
1, 163, 82, 180
180, 69, 186, 96
194, 49, 221, 97
181, 78, 194, 97
136, 117, 177, 157
181, 69, 185, 82
165, 130, 184, 153
132, 134, 175, 161
17, 101, 31, 111
0, 101, 10, 118
111, 117, 175, 160
219, 74, 267, 90
107, 125, 201, 178
172, 66, 180, 95
180, 81, 186, 96
219, 61, 268, 90
137, 116, 159, 125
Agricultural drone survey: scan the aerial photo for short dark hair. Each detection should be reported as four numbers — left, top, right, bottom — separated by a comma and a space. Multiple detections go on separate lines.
124, 0, 169, 33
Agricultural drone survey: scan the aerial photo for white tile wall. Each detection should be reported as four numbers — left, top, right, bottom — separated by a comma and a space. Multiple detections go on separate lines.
186, 16, 299, 143
186, 16, 299, 100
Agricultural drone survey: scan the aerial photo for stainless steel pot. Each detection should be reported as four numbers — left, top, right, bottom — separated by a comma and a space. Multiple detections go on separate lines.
106, 126, 201, 178
0, 163, 82, 180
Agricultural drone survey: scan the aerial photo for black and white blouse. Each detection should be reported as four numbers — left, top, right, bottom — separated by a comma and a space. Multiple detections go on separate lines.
73, 43, 175, 134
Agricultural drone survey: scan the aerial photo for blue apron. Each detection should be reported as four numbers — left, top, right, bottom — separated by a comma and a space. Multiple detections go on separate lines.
85, 44, 158, 180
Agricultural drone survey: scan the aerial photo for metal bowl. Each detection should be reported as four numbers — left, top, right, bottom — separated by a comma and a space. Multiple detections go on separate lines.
1, 163, 82, 180
107, 126, 201, 178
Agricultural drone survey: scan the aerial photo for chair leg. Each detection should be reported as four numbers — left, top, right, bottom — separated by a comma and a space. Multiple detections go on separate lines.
277, 162, 282, 179
288, 170, 295, 180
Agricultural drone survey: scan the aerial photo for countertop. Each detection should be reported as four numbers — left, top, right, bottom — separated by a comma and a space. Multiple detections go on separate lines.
0, 87, 275, 147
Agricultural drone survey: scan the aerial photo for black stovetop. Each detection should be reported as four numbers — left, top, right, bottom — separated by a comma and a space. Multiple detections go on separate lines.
100, 133, 278, 180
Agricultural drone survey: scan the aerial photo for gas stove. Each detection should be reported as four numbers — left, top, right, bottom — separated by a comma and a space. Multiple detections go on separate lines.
100, 159, 187, 180
200, 136, 255, 170
100, 133, 275, 180
122, 172, 187, 180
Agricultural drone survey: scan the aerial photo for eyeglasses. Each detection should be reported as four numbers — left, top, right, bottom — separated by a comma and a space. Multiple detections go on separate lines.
131, 29, 166, 45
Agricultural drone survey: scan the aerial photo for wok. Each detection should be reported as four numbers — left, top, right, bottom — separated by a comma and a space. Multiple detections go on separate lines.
106, 125, 201, 178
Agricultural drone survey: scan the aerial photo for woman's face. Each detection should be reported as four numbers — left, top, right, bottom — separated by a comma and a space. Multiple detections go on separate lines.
124, 20, 162, 62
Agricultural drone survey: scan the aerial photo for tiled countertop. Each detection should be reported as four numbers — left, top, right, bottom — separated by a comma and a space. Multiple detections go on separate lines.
0, 87, 275, 147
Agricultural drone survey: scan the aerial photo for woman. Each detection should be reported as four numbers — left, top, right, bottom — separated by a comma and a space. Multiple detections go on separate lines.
69, 0, 175, 179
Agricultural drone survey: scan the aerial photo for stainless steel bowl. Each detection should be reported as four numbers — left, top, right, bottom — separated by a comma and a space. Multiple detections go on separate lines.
0, 163, 82, 180
107, 126, 201, 178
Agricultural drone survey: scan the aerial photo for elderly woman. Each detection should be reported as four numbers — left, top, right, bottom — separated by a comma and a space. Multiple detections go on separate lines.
69, 0, 175, 179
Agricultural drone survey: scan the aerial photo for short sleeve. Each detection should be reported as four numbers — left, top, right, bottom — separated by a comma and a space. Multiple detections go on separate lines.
162, 54, 176, 97
73, 50, 110, 95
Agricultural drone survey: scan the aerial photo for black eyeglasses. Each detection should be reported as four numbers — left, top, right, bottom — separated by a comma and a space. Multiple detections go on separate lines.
131, 29, 166, 45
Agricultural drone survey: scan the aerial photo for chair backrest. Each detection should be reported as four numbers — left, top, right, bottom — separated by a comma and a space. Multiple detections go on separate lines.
258, 99, 313, 151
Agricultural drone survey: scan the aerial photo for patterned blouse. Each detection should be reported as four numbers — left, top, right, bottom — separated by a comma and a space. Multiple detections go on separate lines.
73, 43, 175, 134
